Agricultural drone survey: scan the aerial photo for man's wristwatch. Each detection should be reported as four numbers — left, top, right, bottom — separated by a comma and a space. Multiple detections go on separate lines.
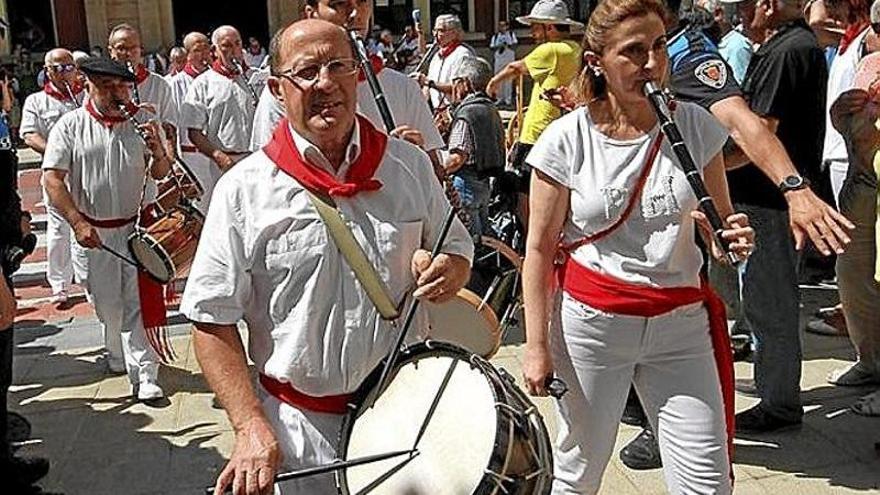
778, 174, 811, 194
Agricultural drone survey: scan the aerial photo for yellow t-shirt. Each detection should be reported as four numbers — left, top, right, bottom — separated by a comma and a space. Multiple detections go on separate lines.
519, 40, 582, 145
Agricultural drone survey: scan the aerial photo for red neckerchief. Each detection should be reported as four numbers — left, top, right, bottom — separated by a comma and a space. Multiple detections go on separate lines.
211, 59, 244, 79
44, 81, 82, 102
85, 99, 137, 128
183, 62, 203, 78
357, 54, 385, 82
263, 115, 387, 197
134, 64, 149, 85
440, 41, 461, 58
839, 22, 869, 55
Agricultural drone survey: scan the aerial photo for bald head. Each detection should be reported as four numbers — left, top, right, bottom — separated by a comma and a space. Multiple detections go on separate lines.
44, 48, 73, 66
183, 31, 209, 51
270, 19, 351, 74
211, 25, 241, 46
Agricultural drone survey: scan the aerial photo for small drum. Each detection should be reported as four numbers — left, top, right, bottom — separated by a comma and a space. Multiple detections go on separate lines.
338, 342, 553, 495
154, 159, 204, 214
128, 205, 204, 284
425, 288, 502, 358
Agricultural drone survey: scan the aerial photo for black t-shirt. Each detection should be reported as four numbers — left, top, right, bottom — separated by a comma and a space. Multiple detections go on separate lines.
668, 25, 742, 108
727, 19, 828, 209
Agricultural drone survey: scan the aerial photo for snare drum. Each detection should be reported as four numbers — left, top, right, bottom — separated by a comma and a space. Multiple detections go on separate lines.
425, 289, 501, 358
338, 342, 553, 495
128, 205, 204, 284
154, 159, 204, 214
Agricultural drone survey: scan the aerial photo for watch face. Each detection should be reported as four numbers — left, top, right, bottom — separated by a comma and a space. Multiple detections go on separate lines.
785, 176, 802, 188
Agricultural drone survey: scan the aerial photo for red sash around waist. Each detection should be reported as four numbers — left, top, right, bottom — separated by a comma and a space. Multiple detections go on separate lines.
259, 374, 354, 415
81, 213, 137, 229
558, 259, 735, 480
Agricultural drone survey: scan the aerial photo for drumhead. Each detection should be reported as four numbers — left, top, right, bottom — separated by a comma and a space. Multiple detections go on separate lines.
425, 289, 501, 358
341, 350, 498, 494
128, 233, 174, 283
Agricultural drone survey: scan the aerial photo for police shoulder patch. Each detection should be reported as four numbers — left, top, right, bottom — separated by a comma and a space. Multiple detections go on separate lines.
694, 59, 728, 89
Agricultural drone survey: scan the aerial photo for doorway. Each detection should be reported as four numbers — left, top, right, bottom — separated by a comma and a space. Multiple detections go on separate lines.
172, 0, 270, 46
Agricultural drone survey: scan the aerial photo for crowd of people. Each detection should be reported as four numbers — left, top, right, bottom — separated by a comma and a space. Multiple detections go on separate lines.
0, 0, 878, 493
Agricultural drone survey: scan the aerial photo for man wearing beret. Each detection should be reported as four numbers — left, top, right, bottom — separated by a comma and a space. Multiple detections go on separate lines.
41, 57, 173, 402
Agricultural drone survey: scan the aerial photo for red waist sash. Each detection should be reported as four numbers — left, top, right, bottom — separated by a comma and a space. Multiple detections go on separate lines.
81, 213, 137, 229
558, 259, 735, 480
259, 374, 354, 415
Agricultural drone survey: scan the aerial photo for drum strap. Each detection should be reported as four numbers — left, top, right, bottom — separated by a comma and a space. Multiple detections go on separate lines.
306, 191, 402, 320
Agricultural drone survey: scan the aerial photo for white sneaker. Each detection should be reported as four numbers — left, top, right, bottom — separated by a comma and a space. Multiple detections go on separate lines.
51, 291, 68, 304
137, 381, 165, 401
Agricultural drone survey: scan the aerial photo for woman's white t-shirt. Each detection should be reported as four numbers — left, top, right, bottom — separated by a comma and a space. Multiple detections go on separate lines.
527, 101, 729, 288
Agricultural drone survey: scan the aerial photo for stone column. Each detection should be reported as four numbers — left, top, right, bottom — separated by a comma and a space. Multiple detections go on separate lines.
84, 0, 109, 50
268, 0, 304, 35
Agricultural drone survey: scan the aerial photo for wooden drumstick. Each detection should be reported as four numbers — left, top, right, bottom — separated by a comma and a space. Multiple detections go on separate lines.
99, 243, 139, 268
205, 449, 417, 494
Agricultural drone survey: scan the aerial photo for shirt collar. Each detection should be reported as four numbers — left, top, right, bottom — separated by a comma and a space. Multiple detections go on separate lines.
287, 118, 362, 179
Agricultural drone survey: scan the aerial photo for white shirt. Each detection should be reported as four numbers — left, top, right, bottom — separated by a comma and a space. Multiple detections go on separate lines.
168, 69, 201, 148
823, 27, 870, 165
181, 69, 257, 153
137, 71, 179, 126
41, 107, 157, 220
180, 121, 474, 395
249, 68, 444, 153
244, 49, 267, 69
427, 43, 473, 108
527, 102, 728, 288
490, 32, 518, 60
20, 84, 81, 139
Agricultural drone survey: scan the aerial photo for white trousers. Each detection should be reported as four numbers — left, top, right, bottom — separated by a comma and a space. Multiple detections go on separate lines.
551, 293, 731, 495
45, 205, 73, 295
829, 159, 849, 208
182, 151, 222, 216
71, 225, 159, 384
261, 393, 344, 495
494, 51, 516, 105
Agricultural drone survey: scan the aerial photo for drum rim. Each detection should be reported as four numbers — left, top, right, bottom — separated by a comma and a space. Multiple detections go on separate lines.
127, 230, 175, 284
335, 341, 524, 494
172, 157, 205, 196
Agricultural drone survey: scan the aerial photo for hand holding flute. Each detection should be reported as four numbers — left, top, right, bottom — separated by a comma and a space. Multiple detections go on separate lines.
642, 81, 754, 265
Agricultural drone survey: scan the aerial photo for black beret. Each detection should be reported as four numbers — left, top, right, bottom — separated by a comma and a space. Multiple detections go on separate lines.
78, 57, 137, 82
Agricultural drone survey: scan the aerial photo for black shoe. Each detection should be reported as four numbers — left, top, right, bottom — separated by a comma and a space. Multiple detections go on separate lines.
736, 405, 802, 434
1, 455, 50, 486
619, 427, 662, 470
621, 391, 647, 427
735, 378, 758, 398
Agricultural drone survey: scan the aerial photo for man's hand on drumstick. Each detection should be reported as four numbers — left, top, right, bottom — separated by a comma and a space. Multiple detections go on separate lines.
213, 417, 282, 495
72, 219, 102, 249
411, 250, 470, 303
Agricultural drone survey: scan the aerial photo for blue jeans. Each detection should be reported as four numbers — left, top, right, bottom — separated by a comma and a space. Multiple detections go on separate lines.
739, 204, 803, 421
452, 172, 491, 239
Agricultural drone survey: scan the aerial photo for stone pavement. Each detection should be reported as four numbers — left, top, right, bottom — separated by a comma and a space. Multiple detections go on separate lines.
9, 147, 880, 494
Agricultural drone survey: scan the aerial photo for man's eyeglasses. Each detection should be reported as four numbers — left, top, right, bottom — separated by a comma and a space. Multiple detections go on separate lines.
274, 58, 359, 86
49, 63, 76, 73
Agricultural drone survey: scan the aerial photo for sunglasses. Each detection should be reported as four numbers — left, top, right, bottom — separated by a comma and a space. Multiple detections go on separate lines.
50, 63, 77, 73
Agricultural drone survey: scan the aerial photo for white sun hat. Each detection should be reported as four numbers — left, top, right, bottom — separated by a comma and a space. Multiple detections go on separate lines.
516, 0, 584, 28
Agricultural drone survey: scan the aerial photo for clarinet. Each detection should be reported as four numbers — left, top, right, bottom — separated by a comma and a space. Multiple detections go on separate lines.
413, 42, 440, 75
125, 61, 141, 104
62, 81, 81, 106
348, 30, 396, 133
643, 81, 739, 265
230, 58, 259, 107
117, 102, 151, 144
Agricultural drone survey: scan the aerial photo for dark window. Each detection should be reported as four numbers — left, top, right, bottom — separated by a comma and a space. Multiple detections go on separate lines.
430, 0, 469, 25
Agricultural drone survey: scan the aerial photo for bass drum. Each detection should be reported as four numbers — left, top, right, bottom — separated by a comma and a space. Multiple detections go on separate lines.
337, 342, 553, 495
